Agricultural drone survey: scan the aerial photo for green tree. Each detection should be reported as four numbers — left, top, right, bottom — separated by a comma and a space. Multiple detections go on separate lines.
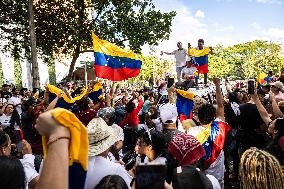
14, 55, 23, 88
208, 40, 284, 79
36, 0, 176, 80
48, 58, 56, 85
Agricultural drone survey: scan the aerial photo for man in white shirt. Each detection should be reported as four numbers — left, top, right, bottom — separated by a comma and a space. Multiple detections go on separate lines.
181, 58, 197, 89
162, 42, 187, 82
8, 89, 22, 115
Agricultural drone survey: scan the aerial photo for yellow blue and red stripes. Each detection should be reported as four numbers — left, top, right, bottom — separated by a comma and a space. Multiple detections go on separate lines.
176, 89, 195, 122
92, 32, 142, 81
195, 121, 230, 168
188, 48, 210, 74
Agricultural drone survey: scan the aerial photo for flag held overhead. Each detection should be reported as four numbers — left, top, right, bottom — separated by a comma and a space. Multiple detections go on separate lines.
92, 32, 142, 81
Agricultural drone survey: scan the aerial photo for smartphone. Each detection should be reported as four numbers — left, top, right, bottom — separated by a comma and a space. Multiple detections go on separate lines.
167, 78, 175, 88
136, 164, 166, 189
14, 129, 24, 152
248, 79, 255, 94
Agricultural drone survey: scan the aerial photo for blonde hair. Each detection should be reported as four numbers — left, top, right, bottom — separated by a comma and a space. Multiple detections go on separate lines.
239, 147, 284, 189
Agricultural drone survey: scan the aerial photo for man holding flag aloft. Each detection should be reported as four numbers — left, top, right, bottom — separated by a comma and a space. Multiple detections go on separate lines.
188, 39, 213, 86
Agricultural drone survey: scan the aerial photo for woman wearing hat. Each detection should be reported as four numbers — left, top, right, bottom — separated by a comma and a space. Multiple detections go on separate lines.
270, 81, 284, 103
84, 118, 132, 189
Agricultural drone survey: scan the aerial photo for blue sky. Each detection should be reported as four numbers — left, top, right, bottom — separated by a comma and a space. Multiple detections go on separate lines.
147, 0, 284, 53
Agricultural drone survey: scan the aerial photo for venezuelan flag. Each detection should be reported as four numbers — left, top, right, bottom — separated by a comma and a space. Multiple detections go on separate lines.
188, 48, 210, 74
47, 84, 87, 110
194, 121, 230, 168
88, 82, 103, 103
176, 89, 195, 122
92, 32, 142, 81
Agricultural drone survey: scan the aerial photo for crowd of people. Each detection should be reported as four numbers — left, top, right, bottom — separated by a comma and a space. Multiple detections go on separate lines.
0, 70, 284, 189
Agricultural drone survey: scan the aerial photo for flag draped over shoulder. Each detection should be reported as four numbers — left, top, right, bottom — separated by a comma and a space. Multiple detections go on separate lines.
92, 32, 142, 81
188, 48, 210, 74
42, 108, 88, 189
176, 89, 194, 122
47, 84, 87, 110
88, 82, 103, 103
194, 120, 231, 168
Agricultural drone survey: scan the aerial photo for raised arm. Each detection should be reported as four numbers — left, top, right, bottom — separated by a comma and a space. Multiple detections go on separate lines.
46, 93, 63, 111
213, 78, 225, 121
251, 93, 272, 126
35, 110, 70, 189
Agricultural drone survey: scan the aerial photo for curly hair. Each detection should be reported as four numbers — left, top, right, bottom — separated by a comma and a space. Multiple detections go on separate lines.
197, 104, 216, 125
239, 147, 284, 189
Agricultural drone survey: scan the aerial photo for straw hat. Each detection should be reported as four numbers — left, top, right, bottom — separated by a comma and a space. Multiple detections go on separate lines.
87, 117, 120, 156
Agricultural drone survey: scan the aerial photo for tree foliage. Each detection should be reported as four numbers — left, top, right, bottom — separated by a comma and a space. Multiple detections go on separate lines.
0, 0, 176, 81
209, 40, 284, 79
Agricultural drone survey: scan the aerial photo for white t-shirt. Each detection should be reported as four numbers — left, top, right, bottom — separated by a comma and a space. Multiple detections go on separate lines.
171, 49, 187, 67
84, 156, 132, 189
8, 96, 22, 115
20, 154, 39, 189
181, 67, 197, 78
0, 114, 11, 129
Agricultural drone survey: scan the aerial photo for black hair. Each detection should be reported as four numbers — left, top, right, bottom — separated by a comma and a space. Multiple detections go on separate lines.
0, 156, 25, 189
228, 92, 240, 104
198, 104, 216, 125
141, 129, 166, 158
10, 108, 21, 128
144, 94, 149, 101
265, 118, 284, 165
76, 97, 90, 111
95, 175, 128, 189
198, 39, 204, 44
125, 100, 135, 113
0, 131, 9, 147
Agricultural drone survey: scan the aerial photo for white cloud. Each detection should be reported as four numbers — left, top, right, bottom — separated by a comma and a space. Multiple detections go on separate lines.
255, 0, 282, 4
216, 25, 234, 32
267, 28, 284, 38
251, 22, 262, 30
195, 10, 205, 18
143, 0, 209, 56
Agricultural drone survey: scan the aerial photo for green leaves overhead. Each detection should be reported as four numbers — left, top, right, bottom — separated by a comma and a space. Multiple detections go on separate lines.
209, 40, 284, 79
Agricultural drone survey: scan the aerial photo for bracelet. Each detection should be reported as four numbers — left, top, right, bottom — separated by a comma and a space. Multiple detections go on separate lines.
47, 136, 70, 147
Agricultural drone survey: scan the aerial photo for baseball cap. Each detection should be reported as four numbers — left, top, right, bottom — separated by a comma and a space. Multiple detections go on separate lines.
159, 103, 178, 124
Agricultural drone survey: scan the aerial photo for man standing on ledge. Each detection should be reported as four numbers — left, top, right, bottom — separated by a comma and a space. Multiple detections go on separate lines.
188, 39, 213, 86
161, 42, 187, 82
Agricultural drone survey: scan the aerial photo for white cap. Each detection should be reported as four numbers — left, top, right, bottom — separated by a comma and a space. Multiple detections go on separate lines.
113, 95, 123, 105
159, 103, 178, 124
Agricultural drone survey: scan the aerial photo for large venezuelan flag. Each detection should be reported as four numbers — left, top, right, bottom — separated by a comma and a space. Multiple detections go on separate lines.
92, 32, 142, 81
188, 48, 210, 74
194, 120, 230, 168
176, 89, 195, 122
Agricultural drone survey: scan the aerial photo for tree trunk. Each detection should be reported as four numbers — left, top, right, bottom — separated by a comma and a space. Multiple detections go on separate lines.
26, 59, 33, 90
0, 58, 4, 86
66, 46, 80, 81
14, 55, 22, 88
48, 58, 56, 85
29, 0, 40, 88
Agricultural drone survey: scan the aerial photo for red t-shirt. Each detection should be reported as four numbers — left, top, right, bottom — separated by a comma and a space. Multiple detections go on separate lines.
119, 98, 143, 127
